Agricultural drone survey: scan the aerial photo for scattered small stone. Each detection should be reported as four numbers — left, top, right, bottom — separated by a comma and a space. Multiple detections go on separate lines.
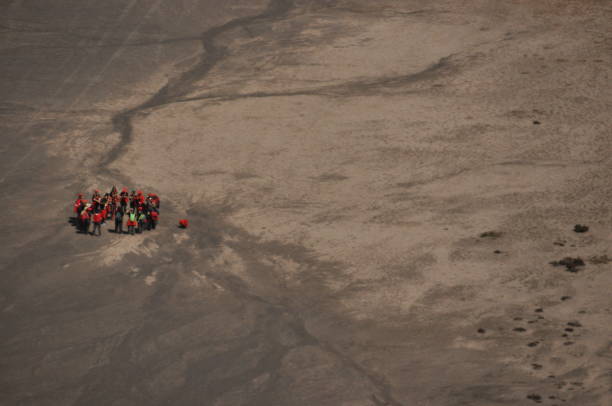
533, 120, 541, 125
548, 375, 556, 379
553, 240, 565, 247
532, 363, 543, 370
535, 308, 543, 313
537, 315, 545, 319
589, 254, 610, 264
578, 310, 586, 314
477, 328, 486, 334
549, 257, 585, 273
565, 328, 574, 332
527, 393, 542, 403
528, 320, 537, 324
480, 231, 503, 238
513, 327, 527, 332
561, 334, 568, 338
567, 321, 582, 327
514, 317, 523, 321
549, 395, 557, 399
573, 224, 589, 233
561, 296, 571, 301
527, 341, 540, 347
494, 249, 501, 254
564, 341, 574, 346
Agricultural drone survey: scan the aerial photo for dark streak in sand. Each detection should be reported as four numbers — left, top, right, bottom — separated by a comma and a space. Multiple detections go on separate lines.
104, 0, 296, 171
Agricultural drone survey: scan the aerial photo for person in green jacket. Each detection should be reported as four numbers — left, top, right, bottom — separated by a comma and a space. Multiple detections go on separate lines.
128, 210, 137, 235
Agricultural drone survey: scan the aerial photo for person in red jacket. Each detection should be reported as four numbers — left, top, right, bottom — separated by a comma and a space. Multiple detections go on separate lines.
149, 209, 159, 230
120, 188, 129, 213
149, 193, 160, 211
91, 190, 101, 211
73, 194, 83, 214
129, 190, 137, 210
79, 209, 90, 234
92, 210, 103, 236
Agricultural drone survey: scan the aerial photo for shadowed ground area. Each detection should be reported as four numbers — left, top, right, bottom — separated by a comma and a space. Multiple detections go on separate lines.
1, 1, 611, 405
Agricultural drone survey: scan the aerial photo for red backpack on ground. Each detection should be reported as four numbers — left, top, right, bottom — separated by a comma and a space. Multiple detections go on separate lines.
179, 219, 188, 228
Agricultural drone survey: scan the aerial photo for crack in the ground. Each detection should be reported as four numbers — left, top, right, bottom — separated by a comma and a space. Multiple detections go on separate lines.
97, 1, 417, 404
171, 56, 451, 105
202, 267, 405, 406
183, 203, 406, 405
101, 0, 295, 172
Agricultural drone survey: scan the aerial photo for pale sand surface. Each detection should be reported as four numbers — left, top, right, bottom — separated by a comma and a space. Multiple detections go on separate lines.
1, 1, 611, 405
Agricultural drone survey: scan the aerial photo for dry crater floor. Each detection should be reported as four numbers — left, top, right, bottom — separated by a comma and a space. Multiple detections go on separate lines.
1, 1, 611, 405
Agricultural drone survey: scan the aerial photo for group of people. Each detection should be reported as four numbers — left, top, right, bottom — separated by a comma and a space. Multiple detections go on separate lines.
72, 187, 160, 236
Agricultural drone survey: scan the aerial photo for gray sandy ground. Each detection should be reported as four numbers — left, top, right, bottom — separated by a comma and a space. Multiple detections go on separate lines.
1, 0, 611, 405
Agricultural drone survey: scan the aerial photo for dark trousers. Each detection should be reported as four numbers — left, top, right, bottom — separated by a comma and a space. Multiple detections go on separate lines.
115, 219, 123, 233
81, 220, 89, 234
92, 222, 101, 236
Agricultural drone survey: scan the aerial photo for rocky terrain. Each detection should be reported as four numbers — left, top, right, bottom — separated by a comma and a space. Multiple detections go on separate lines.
1, 1, 611, 405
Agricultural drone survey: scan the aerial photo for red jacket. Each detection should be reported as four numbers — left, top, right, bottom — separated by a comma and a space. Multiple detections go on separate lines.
151, 212, 159, 221
92, 213, 103, 224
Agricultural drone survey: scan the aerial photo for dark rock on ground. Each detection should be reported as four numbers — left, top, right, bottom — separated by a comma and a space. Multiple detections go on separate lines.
527, 341, 540, 347
573, 224, 589, 233
480, 231, 503, 238
527, 393, 542, 402
549, 257, 585, 273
